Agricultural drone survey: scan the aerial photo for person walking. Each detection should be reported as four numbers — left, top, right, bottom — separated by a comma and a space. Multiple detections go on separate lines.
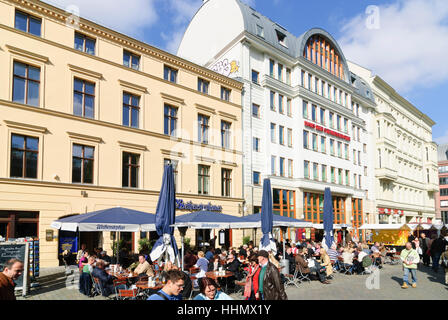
430, 235, 446, 273
419, 233, 430, 266
400, 242, 420, 289
257, 250, 287, 300
0, 259, 24, 300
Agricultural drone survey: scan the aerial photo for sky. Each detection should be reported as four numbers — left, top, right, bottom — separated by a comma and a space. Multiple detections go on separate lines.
43, 0, 448, 145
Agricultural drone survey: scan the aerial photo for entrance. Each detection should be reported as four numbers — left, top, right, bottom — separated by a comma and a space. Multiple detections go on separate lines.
196, 229, 212, 249
80, 232, 101, 254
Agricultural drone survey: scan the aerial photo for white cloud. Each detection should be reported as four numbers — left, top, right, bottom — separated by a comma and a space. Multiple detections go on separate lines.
42, 0, 159, 37
338, 0, 448, 93
435, 130, 448, 145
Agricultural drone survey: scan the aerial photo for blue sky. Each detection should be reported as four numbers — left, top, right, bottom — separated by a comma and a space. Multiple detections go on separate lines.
44, 0, 448, 144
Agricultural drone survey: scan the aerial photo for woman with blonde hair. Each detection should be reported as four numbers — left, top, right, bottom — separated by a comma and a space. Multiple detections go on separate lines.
319, 248, 333, 279
194, 251, 209, 279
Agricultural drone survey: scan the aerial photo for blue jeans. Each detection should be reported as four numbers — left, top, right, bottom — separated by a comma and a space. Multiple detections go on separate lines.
403, 268, 417, 285
432, 254, 441, 271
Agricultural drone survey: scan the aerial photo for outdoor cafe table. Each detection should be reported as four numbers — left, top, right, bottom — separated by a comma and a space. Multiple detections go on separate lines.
108, 270, 138, 282
205, 271, 234, 293
136, 281, 164, 291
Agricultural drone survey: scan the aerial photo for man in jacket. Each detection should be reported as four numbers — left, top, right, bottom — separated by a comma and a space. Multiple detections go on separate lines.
431, 235, 446, 273
400, 242, 420, 289
91, 260, 115, 296
419, 233, 430, 266
257, 250, 287, 300
0, 259, 23, 300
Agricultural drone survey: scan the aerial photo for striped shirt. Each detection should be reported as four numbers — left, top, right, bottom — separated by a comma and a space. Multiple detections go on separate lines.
327, 249, 340, 261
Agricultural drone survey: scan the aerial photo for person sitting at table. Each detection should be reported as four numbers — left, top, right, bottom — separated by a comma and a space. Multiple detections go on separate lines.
219, 250, 227, 262
295, 248, 330, 284
327, 244, 341, 271
78, 251, 90, 272
244, 254, 261, 300
79, 256, 95, 296
285, 246, 295, 275
184, 250, 197, 271
194, 251, 209, 279
193, 277, 233, 300
239, 244, 248, 259
99, 251, 111, 264
225, 253, 242, 278
341, 248, 354, 273
91, 259, 115, 297
207, 255, 220, 272
159, 261, 192, 299
147, 270, 185, 300
133, 254, 155, 278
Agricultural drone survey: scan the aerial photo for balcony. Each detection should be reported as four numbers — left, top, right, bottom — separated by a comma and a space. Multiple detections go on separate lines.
425, 183, 439, 193
375, 167, 398, 181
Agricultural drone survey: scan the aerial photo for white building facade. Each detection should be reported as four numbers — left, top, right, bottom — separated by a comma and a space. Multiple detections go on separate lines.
178, 0, 377, 242
348, 62, 438, 225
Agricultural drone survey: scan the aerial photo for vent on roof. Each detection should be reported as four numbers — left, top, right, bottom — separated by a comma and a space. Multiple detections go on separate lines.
275, 29, 287, 47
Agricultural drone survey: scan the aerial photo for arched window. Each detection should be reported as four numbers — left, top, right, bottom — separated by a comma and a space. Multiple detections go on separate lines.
304, 35, 345, 80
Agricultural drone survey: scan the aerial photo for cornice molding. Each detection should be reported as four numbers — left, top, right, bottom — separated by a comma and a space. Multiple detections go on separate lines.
160, 93, 185, 105
5, 44, 50, 63
195, 104, 216, 115
118, 141, 148, 151
68, 64, 103, 80
218, 111, 238, 121
4, 120, 47, 133
118, 80, 148, 93
160, 149, 185, 158
66, 131, 103, 143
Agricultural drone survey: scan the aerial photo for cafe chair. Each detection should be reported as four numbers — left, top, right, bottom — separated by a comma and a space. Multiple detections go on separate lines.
92, 277, 103, 297
297, 268, 311, 283
117, 288, 139, 300
284, 269, 301, 289
113, 279, 128, 299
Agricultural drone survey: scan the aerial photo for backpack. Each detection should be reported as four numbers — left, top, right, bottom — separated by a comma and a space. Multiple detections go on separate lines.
362, 255, 373, 268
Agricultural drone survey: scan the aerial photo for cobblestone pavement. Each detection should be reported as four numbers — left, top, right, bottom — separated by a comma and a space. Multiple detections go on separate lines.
17, 264, 448, 300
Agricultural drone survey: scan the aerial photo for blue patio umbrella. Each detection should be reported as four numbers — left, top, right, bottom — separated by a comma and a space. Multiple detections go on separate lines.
260, 178, 277, 254
323, 187, 334, 249
150, 164, 179, 265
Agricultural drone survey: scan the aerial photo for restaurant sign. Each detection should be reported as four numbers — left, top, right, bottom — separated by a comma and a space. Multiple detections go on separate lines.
175, 199, 223, 212
304, 121, 351, 142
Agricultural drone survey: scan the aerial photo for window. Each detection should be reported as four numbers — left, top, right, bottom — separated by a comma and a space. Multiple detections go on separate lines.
256, 25, 264, 38
198, 114, 210, 144
440, 189, 448, 196
74, 32, 95, 55
276, 30, 287, 46
252, 70, 259, 84
164, 66, 178, 83
322, 165, 327, 182
253, 137, 260, 152
221, 169, 232, 197
198, 78, 210, 94
330, 139, 335, 155
353, 150, 357, 165
270, 91, 276, 111
271, 156, 276, 175
287, 128, 292, 147
278, 95, 284, 114
164, 159, 179, 188
313, 163, 318, 180
286, 68, 291, 85
15, 10, 41, 36
303, 131, 309, 149
333, 87, 337, 102
221, 87, 231, 101
312, 134, 318, 151
311, 105, 317, 122
364, 166, 368, 176
280, 158, 285, 177
164, 104, 178, 136
73, 78, 95, 118
198, 165, 210, 195
320, 108, 325, 125
345, 170, 350, 186
321, 137, 326, 153
440, 177, 448, 185
269, 59, 275, 77
344, 118, 348, 133
10, 134, 38, 179
357, 127, 361, 141
304, 161, 310, 179
123, 50, 140, 70
337, 115, 341, 131
328, 84, 331, 100
13, 61, 40, 107
278, 64, 283, 81
287, 99, 292, 117
279, 126, 285, 145
321, 81, 326, 97
122, 92, 140, 128
345, 144, 349, 160
359, 175, 362, 189
271, 123, 276, 143
338, 169, 343, 184
72, 144, 94, 184
303, 101, 308, 119
221, 121, 231, 149
288, 159, 293, 178
122, 152, 139, 188
252, 103, 260, 118
253, 171, 261, 185
329, 112, 334, 128
378, 149, 382, 168
308, 74, 312, 90
338, 142, 342, 157
358, 151, 361, 165
301, 70, 305, 86
331, 167, 335, 183
315, 77, 319, 93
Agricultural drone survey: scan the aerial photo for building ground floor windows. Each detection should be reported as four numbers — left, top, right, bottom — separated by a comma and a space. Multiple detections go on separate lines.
0, 211, 39, 240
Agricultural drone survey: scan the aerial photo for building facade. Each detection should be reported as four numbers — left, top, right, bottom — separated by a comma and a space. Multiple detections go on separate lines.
178, 0, 377, 242
348, 62, 438, 225
436, 144, 448, 223
0, 0, 245, 267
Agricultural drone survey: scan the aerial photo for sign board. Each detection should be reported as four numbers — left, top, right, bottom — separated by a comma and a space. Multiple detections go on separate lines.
0, 242, 29, 296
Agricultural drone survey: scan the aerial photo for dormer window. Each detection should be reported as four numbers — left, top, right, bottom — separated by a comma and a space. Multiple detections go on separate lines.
275, 30, 287, 47
256, 25, 264, 38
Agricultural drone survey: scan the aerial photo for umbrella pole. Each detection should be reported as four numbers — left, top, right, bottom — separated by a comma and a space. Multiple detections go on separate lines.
181, 235, 185, 271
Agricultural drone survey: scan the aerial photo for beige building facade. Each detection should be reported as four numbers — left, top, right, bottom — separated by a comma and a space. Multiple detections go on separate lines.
0, 0, 244, 267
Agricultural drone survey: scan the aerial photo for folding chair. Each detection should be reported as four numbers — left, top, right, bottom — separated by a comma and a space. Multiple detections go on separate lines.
189, 275, 200, 300
113, 279, 128, 300
297, 267, 311, 283
284, 269, 300, 288
340, 263, 354, 275
92, 276, 103, 296
234, 280, 247, 294
117, 288, 139, 300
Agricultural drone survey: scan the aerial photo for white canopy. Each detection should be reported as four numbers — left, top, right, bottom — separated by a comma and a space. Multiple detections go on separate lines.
312, 224, 353, 230
358, 224, 410, 230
